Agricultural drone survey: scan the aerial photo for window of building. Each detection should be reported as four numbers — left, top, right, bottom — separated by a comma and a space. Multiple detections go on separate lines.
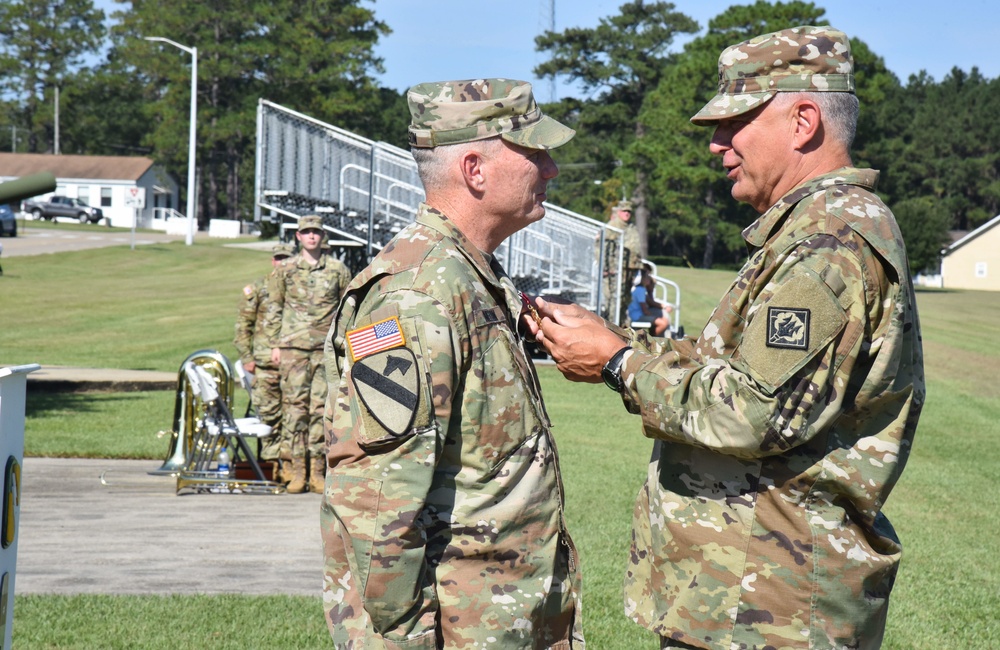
101, 187, 112, 207
78, 187, 90, 206
975, 262, 988, 278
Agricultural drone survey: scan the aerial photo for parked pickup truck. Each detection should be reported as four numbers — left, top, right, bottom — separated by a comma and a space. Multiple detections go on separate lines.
22, 195, 104, 224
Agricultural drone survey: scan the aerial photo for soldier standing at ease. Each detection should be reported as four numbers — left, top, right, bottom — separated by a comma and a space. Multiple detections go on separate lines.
600, 199, 642, 323
233, 242, 292, 477
530, 26, 924, 650
321, 78, 585, 648
264, 215, 351, 493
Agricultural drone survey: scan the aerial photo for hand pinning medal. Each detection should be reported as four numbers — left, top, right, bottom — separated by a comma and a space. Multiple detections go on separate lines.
520, 292, 542, 327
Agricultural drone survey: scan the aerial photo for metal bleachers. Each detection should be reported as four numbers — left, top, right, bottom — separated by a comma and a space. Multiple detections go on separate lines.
254, 99, 672, 329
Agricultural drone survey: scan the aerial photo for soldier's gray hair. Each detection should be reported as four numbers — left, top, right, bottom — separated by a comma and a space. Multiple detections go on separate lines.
772, 91, 859, 149
412, 137, 505, 189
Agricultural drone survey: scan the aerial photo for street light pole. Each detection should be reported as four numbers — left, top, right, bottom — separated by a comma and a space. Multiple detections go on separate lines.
143, 36, 197, 246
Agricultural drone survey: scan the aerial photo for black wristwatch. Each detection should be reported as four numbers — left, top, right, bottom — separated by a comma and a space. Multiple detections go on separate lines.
602, 346, 631, 393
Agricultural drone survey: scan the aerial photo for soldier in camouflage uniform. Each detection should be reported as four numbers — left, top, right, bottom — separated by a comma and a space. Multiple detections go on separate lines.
264, 215, 351, 493
321, 79, 585, 648
233, 242, 293, 467
529, 27, 924, 650
600, 199, 642, 323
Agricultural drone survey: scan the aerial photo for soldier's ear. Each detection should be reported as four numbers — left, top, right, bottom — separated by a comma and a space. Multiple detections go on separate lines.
459, 150, 487, 193
791, 99, 821, 150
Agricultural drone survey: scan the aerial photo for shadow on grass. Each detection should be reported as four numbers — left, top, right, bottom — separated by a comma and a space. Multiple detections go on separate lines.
25, 390, 168, 417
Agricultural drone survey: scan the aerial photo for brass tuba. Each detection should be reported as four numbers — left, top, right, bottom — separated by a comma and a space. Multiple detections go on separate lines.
149, 349, 235, 476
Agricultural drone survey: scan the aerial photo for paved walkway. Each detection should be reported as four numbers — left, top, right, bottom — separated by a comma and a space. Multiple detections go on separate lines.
12, 366, 325, 597
16, 457, 323, 596
25, 366, 177, 392
0, 227, 187, 258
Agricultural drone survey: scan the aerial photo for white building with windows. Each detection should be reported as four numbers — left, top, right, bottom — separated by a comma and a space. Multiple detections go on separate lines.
0, 152, 180, 229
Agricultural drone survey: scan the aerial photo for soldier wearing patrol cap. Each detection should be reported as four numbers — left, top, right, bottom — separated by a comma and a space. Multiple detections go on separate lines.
263, 216, 351, 493
528, 26, 924, 649
234, 242, 294, 470
321, 79, 585, 647
600, 198, 642, 322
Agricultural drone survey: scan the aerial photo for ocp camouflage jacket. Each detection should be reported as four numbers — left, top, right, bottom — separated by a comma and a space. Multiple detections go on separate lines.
263, 252, 350, 351
620, 168, 925, 649
321, 205, 584, 649
233, 275, 274, 369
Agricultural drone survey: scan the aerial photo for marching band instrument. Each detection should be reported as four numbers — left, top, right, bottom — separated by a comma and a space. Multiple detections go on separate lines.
151, 350, 235, 476
152, 350, 282, 494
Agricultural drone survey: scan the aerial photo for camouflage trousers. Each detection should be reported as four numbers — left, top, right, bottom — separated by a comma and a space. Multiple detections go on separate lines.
601, 274, 633, 324
251, 364, 283, 461
278, 348, 327, 460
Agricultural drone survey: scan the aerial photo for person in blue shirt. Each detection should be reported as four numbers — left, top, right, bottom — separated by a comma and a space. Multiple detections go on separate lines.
628, 264, 670, 335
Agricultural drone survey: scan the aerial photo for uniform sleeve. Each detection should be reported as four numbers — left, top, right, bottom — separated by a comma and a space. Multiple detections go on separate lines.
339, 261, 352, 298
326, 287, 463, 642
262, 269, 285, 347
233, 284, 257, 365
620, 236, 867, 459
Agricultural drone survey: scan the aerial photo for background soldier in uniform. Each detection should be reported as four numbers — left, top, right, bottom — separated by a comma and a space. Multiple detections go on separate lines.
321, 79, 585, 648
529, 26, 924, 650
264, 215, 351, 493
599, 199, 642, 323
233, 242, 293, 475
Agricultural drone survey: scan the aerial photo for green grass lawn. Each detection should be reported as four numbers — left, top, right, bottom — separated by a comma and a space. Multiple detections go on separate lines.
3, 240, 998, 648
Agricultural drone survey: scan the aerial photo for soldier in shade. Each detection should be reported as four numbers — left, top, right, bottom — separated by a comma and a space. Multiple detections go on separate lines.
529, 26, 924, 650
233, 242, 293, 474
599, 198, 643, 323
321, 79, 585, 648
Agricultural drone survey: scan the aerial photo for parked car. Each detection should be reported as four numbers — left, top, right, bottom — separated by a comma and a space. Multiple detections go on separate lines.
0, 204, 16, 237
21, 195, 103, 224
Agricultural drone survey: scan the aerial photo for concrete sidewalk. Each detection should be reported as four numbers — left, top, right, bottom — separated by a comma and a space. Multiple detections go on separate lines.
16, 457, 323, 596
24, 365, 177, 392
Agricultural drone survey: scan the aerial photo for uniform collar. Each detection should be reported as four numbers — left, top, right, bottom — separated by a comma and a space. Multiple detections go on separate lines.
292, 249, 329, 269
743, 167, 880, 248
416, 203, 503, 286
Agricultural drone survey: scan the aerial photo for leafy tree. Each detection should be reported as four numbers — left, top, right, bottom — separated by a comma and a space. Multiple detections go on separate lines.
535, 1, 699, 256
639, 1, 830, 267
109, 0, 392, 224
639, 1, 904, 268
0, 0, 107, 153
540, 97, 632, 220
892, 197, 953, 275
878, 68, 1000, 233
57, 55, 153, 156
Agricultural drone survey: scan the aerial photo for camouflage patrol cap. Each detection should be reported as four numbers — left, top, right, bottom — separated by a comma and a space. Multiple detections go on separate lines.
407, 78, 575, 150
615, 200, 633, 212
691, 25, 854, 125
298, 214, 324, 232
271, 242, 294, 258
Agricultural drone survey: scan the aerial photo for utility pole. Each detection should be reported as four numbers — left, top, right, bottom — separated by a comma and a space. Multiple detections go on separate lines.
54, 87, 60, 155
539, 0, 556, 102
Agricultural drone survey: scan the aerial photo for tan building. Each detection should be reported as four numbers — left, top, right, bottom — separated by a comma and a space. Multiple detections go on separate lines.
941, 214, 1000, 291
0, 153, 179, 229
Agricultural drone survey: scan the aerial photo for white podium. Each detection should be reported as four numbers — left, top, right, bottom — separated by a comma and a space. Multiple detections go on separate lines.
0, 364, 38, 650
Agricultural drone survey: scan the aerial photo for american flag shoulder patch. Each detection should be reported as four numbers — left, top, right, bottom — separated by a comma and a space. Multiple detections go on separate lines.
346, 316, 406, 362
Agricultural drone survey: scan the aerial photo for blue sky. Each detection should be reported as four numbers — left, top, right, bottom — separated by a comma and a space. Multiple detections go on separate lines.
371, 0, 999, 101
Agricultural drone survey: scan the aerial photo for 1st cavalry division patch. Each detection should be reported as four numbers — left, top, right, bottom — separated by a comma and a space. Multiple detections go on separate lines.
351, 348, 420, 437
766, 307, 810, 350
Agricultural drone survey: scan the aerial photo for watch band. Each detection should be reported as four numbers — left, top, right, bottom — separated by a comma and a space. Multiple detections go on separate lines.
602, 346, 631, 393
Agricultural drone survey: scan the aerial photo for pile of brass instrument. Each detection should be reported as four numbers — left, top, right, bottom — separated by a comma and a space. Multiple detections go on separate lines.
152, 350, 283, 495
